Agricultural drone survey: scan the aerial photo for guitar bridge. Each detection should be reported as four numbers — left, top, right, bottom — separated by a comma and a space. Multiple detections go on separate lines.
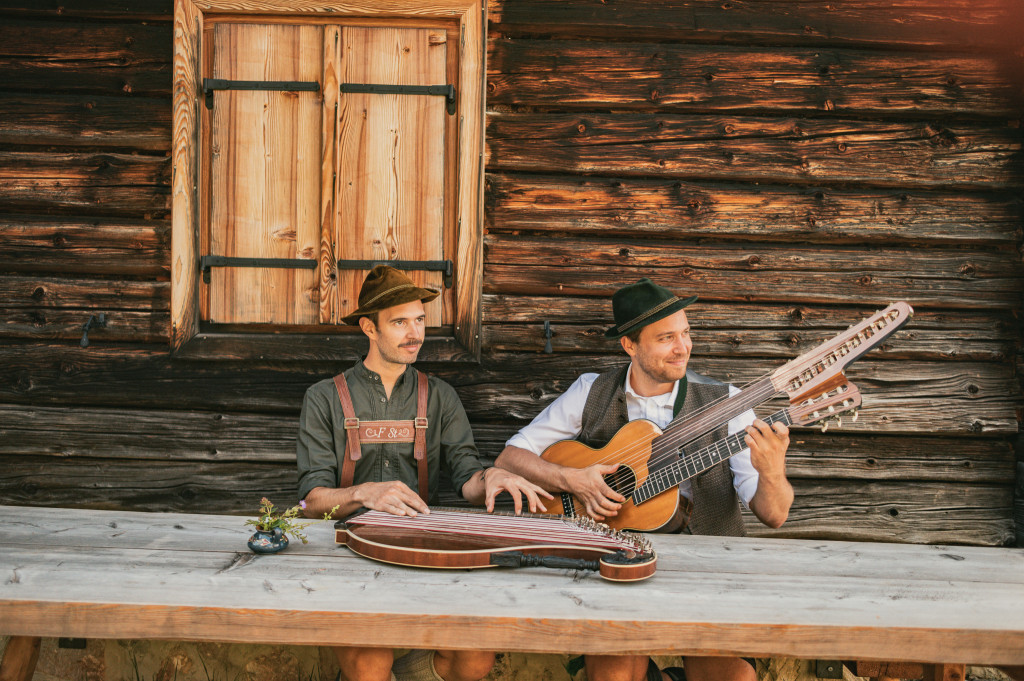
560, 492, 576, 517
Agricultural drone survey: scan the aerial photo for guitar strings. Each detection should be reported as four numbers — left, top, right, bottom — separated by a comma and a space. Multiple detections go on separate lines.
565, 306, 904, 497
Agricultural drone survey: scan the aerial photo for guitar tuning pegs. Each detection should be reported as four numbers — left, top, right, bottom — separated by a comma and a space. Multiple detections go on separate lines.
851, 410, 859, 422
820, 420, 829, 433
835, 416, 842, 428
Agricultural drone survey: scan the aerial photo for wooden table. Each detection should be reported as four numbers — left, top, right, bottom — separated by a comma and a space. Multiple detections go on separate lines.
2, 505, 1023, 675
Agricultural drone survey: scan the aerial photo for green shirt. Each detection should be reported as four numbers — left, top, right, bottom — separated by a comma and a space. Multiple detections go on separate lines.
296, 360, 483, 503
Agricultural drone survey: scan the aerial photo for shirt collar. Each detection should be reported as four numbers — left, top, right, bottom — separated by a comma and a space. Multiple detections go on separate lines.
623, 363, 679, 405
355, 359, 414, 386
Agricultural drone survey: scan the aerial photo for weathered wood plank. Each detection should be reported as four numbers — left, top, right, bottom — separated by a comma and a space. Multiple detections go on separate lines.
2, 406, 1013, 484
486, 114, 1024, 190
0, 216, 169, 276
207, 23, 322, 325
335, 26, 447, 326
0, 20, 171, 96
0, 636, 41, 681
488, 40, 1022, 117
482, 298, 1018, 362
0, 309, 168, 343
0, 0, 171, 21
0, 405, 295, 462
0, 276, 167, 310
484, 296, 1018, 336
0, 94, 171, 151
0, 455, 296, 513
747, 480, 1015, 546
10, 504, 1024, 584
0, 152, 170, 217
485, 173, 1024, 246
2, 525, 1023, 662
487, 0, 1024, 50
483, 239, 1023, 309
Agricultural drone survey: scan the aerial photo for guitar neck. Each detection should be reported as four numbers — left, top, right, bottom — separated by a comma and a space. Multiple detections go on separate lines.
636, 408, 792, 504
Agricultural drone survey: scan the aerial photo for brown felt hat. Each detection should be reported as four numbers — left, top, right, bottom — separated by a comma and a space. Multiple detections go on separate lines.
341, 265, 440, 325
604, 278, 697, 339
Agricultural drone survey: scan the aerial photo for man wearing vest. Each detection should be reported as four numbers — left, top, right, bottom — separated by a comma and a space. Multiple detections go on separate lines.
297, 265, 551, 681
494, 277, 793, 681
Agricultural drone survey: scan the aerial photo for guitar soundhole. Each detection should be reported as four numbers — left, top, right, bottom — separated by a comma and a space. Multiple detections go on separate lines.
604, 466, 637, 500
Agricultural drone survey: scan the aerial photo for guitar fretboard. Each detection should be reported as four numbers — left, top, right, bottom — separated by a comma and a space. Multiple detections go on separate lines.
634, 409, 793, 504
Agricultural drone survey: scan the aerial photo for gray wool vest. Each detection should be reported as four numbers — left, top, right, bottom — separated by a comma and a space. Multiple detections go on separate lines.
578, 365, 747, 537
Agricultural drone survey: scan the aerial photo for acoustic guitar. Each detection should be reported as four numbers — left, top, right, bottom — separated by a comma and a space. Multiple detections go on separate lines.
539, 301, 912, 531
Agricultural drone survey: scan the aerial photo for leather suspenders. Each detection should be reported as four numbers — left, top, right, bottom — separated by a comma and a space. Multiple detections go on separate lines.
333, 371, 430, 502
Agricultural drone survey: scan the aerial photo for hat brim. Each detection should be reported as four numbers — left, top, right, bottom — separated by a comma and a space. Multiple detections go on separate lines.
341, 285, 440, 325
603, 294, 698, 339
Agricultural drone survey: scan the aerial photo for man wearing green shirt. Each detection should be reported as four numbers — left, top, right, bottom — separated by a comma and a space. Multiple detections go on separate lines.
297, 265, 550, 681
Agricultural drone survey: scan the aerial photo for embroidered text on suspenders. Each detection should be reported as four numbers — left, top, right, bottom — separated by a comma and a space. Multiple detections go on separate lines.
333, 371, 430, 502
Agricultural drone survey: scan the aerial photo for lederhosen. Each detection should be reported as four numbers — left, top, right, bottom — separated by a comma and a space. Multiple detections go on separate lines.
332, 370, 431, 503
578, 365, 747, 537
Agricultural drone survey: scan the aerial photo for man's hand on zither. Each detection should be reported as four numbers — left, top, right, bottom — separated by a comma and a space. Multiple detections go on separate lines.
480, 467, 553, 515
355, 480, 430, 517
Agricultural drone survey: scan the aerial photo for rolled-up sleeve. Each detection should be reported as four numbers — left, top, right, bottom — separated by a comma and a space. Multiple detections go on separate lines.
505, 373, 597, 455
296, 383, 340, 501
435, 381, 484, 497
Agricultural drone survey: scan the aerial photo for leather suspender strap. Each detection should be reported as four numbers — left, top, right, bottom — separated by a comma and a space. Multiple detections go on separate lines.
333, 374, 361, 490
415, 370, 429, 503
332, 371, 430, 503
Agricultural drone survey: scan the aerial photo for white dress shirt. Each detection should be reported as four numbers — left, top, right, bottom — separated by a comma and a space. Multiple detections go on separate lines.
505, 365, 760, 506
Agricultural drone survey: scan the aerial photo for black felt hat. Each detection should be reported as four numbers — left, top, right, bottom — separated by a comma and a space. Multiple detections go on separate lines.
604, 278, 698, 339
341, 265, 440, 325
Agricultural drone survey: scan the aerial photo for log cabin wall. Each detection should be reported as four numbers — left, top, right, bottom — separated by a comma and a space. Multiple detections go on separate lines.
0, 1, 1022, 547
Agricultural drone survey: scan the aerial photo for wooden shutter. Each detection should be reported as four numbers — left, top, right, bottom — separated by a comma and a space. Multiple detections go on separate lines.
206, 24, 323, 324
329, 26, 449, 327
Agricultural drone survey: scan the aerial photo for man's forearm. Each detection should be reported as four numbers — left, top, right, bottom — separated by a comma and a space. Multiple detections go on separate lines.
302, 485, 364, 519
748, 474, 794, 529
494, 445, 571, 492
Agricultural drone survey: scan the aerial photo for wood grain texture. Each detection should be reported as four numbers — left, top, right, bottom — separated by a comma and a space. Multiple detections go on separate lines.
487, 0, 1024, 50
1, 507, 1022, 661
486, 114, 1024, 190
171, 0, 202, 351
483, 237, 1024, 310
0, 216, 169, 276
485, 173, 1024, 246
481, 299, 1018, 362
336, 26, 447, 326
0, 94, 170, 151
0, 275, 167, 310
0, 151, 170, 217
487, 40, 1023, 117
207, 23, 322, 324
0, 20, 171, 97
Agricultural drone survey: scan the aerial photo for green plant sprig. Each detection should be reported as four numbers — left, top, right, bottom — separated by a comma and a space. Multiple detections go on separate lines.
245, 497, 339, 544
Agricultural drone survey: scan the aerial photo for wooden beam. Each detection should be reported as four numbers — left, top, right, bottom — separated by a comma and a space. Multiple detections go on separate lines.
0, 636, 41, 681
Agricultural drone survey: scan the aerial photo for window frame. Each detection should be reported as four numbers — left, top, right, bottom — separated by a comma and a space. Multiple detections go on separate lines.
171, 0, 485, 362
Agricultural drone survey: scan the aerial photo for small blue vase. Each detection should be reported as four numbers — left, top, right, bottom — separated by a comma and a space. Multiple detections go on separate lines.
248, 528, 289, 554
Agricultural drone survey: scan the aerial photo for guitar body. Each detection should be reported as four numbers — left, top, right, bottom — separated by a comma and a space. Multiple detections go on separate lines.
540, 420, 686, 533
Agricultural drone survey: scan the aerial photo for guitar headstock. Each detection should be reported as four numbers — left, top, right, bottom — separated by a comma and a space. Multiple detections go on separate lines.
772, 301, 912, 403
789, 381, 862, 432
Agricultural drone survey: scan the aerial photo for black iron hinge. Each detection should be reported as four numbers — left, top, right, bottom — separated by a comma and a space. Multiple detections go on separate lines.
336, 259, 453, 288
203, 78, 320, 109
341, 83, 456, 115
199, 255, 317, 284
